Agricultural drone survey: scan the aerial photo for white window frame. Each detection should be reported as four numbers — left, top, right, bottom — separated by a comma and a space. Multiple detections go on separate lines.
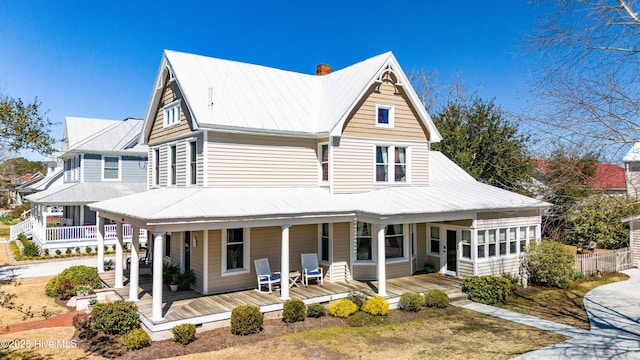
355, 222, 374, 262
374, 145, 411, 184
163, 99, 181, 128
187, 140, 197, 186
221, 227, 250, 276
375, 103, 394, 128
318, 223, 332, 264
168, 144, 177, 186
384, 223, 409, 263
318, 142, 329, 186
153, 148, 160, 186
102, 155, 121, 181
428, 225, 441, 255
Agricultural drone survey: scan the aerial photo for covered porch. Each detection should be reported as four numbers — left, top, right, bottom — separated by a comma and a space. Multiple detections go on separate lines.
99, 270, 464, 336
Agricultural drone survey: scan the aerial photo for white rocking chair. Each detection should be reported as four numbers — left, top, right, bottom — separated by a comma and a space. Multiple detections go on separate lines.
254, 258, 281, 293
301, 253, 323, 287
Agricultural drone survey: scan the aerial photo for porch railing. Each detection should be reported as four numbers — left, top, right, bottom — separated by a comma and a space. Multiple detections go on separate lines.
10, 217, 33, 240
31, 222, 147, 244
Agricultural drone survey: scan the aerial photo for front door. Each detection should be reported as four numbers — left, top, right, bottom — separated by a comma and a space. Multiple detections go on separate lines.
446, 230, 457, 274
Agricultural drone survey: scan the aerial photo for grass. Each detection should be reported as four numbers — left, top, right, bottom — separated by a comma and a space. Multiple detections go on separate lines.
500, 272, 629, 330
0, 275, 68, 328
0, 222, 10, 239
172, 307, 567, 360
0, 327, 103, 360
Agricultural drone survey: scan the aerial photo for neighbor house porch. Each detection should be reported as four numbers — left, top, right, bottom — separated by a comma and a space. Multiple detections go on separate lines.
99, 270, 464, 338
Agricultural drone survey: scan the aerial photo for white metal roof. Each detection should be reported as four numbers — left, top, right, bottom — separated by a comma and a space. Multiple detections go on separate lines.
623, 142, 640, 162
62, 117, 120, 151
64, 117, 147, 156
89, 152, 547, 224
142, 50, 441, 141
26, 182, 147, 205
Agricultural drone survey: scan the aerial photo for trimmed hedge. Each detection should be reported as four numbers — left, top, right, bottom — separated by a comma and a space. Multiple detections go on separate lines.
523, 241, 575, 289
122, 328, 151, 350
328, 299, 358, 318
306, 304, 326, 318
282, 299, 306, 323
362, 296, 388, 316
399, 292, 424, 312
45, 265, 103, 300
172, 323, 196, 345
91, 301, 140, 335
231, 305, 263, 335
462, 276, 516, 305
423, 289, 449, 308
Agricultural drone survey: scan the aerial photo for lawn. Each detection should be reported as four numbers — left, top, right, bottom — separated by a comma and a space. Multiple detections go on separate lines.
0, 275, 68, 329
500, 272, 629, 330
0, 222, 10, 240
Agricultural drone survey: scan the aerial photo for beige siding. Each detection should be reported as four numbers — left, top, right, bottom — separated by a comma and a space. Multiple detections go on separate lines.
328, 222, 352, 282
386, 261, 411, 278
342, 78, 429, 141
632, 221, 640, 267
290, 225, 319, 272
169, 232, 181, 265
333, 137, 429, 193
476, 257, 520, 276
190, 231, 204, 291
206, 133, 318, 187
416, 223, 427, 269
476, 210, 540, 229
426, 255, 440, 269
352, 264, 377, 280
459, 261, 473, 277
159, 146, 168, 187
148, 78, 193, 145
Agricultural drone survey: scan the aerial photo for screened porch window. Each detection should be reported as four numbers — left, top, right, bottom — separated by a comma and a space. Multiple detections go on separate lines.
226, 228, 244, 270
499, 229, 507, 255
488, 230, 497, 257
477, 230, 486, 258
356, 222, 372, 261
385, 224, 404, 259
519, 227, 527, 253
509, 228, 517, 254
462, 230, 471, 259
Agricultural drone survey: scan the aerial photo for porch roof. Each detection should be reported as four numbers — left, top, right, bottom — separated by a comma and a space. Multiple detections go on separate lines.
89, 152, 549, 224
25, 182, 147, 205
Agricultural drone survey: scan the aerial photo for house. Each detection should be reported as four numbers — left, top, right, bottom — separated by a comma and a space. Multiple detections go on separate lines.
14, 117, 149, 251
89, 50, 547, 328
622, 143, 640, 267
12, 154, 65, 207
536, 159, 626, 196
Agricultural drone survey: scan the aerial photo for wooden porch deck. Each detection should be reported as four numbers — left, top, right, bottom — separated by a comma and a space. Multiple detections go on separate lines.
99, 271, 463, 329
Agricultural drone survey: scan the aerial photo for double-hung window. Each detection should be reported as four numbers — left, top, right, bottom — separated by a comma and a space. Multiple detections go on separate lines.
320, 223, 330, 262
430, 226, 440, 254
103, 156, 119, 180
477, 230, 486, 258
189, 141, 197, 185
154, 148, 160, 185
509, 228, 517, 254
395, 147, 407, 182
356, 222, 372, 261
226, 228, 244, 271
462, 230, 471, 259
385, 224, 404, 259
499, 229, 507, 255
319, 143, 329, 184
376, 145, 408, 183
488, 230, 497, 257
170, 145, 177, 185
519, 227, 527, 253
163, 100, 181, 128
376, 146, 389, 182
164, 234, 171, 258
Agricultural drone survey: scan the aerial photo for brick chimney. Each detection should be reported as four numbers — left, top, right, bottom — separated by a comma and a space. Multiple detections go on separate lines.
316, 64, 332, 76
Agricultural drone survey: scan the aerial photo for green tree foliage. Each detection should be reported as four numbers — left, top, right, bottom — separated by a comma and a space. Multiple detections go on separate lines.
0, 95, 56, 156
2, 157, 45, 176
538, 147, 598, 242
523, 241, 575, 289
432, 98, 534, 194
568, 195, 640, 249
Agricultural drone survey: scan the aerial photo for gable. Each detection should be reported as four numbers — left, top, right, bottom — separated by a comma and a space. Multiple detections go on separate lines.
147, 73, 195, 145
341, 73, 429, 141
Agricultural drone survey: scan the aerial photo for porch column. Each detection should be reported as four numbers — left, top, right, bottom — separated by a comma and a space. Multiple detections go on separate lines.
202, 231, 209, 294
129, 225, 140, 302
280, 225, 291, 300
96, 215, 105, 273
114, 221, 124, 289
376, 223, 387, 296
152, 232, 165, 322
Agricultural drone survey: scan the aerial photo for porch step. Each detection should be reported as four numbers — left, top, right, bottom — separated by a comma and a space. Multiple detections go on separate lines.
447, 291, 470, 306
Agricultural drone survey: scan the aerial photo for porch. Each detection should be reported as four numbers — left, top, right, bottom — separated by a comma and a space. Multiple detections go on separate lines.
99, 270, 464, 337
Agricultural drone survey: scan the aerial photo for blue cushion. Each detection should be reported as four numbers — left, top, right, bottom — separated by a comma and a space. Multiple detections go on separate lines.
259, 274, 280, 282
307, 270, 321, 276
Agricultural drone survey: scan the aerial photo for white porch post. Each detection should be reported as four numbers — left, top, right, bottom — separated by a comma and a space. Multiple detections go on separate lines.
114, 221, 124, 289
376, 223, 387, 297
280, 225, 291, 300
96, 215, 105, 273
129, 225, 140, 302
202, 230, 209, 294
152, 232, 165, 322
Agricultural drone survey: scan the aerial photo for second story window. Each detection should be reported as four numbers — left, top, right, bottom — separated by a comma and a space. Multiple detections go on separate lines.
376, 146, 409, 184
376, 104, 394, 128
154, 148, 160, 185
189, 141, 197, 185
376, 146, 389, 182
103, 156, 119, 180
319, 143, 329, 184
163, 100, 181, 128
170, 145, 177, 185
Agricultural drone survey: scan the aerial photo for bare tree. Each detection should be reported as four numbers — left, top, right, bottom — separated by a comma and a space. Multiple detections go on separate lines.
526, 0, 640, 158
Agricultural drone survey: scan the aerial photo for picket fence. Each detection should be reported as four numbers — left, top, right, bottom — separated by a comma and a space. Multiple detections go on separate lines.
575, 248, 632, 276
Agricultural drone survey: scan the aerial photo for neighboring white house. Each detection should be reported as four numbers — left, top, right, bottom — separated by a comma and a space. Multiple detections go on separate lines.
89, 50, 549, 327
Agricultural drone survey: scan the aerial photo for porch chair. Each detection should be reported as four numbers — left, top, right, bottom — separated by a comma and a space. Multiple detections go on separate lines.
301, 253, 323, 287
254, 258, 281, 293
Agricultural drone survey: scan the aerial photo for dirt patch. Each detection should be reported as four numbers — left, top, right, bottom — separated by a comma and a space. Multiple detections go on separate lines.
0, 275, 69, 329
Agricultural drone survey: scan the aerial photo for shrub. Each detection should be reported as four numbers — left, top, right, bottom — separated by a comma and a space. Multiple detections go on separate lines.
22, 241, 40, 257
306, 304, 326, 318
462, 276, 516, 305
362, 296, 388, 316
423, 289, 449, 308
171, 323, 196, 345
282, 299, 306, 323
91, 301, 140, 335
230, 305, 263, 335
523, 241, 575, 288
44, 248, 49, 256
399, 292, 424, 312
65, 248, 72, 255
72, 312, 96, 339
328, 299, 358, 318
122, 328, 151, 350
45, 265, 102, 300
55, 249, 62, 256
104, 259, 115, 271
345, 311, 388, 327
502, 272, 520, 288
348, 290, 369, 310
75, 247, 81, 254
86, 246, 93, 254
17, 233, 28, 247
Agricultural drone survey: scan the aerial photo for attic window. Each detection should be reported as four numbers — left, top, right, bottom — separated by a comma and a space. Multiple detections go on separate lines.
163, 100, 181, 128
376, 104, 394, 128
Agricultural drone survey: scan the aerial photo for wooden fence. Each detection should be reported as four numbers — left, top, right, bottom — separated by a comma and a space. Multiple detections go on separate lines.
575, 248, 632, 276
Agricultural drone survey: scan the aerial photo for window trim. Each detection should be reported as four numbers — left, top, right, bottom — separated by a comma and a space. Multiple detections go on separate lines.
355, 222, 373, 262
163, 233, 171, 260
318, 223, 332, 264
374, 145, 411, 184
153, 148, 160, 186
318, 142, 329, 186
221, 228, 250, 276
188, 140, 197, 186
163, 99, 181, 128
102, 155, 121, 181
169, 144, 177, 186
428, 226, 441, 255
375, 103, 395, 128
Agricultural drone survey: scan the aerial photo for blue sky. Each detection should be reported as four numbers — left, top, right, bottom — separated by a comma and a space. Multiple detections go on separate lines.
0, 1, 541, 160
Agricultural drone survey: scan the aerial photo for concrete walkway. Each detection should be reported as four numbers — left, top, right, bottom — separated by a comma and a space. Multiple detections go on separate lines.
459, 269, 640, 359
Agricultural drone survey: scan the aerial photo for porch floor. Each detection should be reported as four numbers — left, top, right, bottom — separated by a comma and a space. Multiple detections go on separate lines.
99, 271, 463, 328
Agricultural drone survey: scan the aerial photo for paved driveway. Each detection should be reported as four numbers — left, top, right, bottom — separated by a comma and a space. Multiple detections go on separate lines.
515, 268, 640, 359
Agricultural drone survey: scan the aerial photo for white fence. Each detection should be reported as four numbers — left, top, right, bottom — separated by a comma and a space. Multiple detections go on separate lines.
28, 220, 147, 246
575, 248, 632, 276
9, 218, 33, 240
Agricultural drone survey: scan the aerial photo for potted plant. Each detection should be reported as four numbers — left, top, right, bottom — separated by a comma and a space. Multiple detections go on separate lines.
169, 277, 179, 292
76, 286, 94, 297
173, 269, 196, 291
163, 262, 180, 284
87, 298, 98, 312
423, 262, 435, 274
